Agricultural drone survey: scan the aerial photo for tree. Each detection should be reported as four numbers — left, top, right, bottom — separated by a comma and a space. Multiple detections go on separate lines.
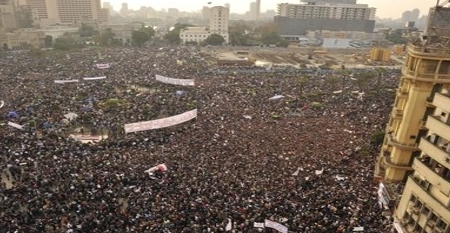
164, 23, 192, 44
386, 29, 407, 44
131, 26, 155, 47
257, 22, 289, 47
96, 28, 115, 46
44, 35, 53, 47
53, 33, 82, 50
78, 23, 98, 38
229, 20, 256, 46
203, 34, 225, 46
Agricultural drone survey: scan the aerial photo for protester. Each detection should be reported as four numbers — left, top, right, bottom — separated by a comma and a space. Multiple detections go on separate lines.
0, 44, 399, 232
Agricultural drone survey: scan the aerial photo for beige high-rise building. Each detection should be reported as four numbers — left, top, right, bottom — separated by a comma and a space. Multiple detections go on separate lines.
18, 0, 108, 26
0, 0, 18, 31
209, 6, 229, 43
18, 0, 59, 26
374, 3, 450, 233
249, 0, 260, 20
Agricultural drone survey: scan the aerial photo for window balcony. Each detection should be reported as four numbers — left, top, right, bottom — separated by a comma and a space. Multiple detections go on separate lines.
402, 67, 450, 83
397, 87, 409, 98
426, 116, 450, 139
413, 158, 450, 196
433, 93, 450, 113
419, 137, 450, 170
407, 176, 450, 218
392, 109, 404, 119
387, 133, 419, 151
380, 149, 415, 171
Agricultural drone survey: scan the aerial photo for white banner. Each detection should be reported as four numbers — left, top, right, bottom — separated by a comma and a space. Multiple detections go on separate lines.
8, 122, 23, 130
0, 100, 4, 108
54, 79, 79, 84
124, 109, 197, 134
269, 95, 284, 100
83, 76, 107, 81
264, 219, 288, 233
155, 74, 195, 86
96, 63, 110, 69
253, 222, 264, 228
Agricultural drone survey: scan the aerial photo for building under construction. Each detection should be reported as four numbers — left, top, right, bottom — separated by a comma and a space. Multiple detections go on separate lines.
374, 1, 450, 233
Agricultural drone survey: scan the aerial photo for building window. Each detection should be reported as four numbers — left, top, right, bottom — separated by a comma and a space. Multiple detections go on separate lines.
421, 206, 430, 216
436, 220, 448, 231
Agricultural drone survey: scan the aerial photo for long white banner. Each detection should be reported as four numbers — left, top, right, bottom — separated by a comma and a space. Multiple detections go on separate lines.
264, 220, 288, 233
8, 122, 23, 130
155, 74, 195, 86
54, 79, 79, 84
124, 109, 197, 134
96, 63, 110, 69
83, 76, 107, 81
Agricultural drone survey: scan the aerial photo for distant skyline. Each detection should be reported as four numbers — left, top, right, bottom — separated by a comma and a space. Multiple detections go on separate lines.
104, 0, 437, 19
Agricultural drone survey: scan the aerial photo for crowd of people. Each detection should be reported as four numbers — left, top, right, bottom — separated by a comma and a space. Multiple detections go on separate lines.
0, 44, 401, 232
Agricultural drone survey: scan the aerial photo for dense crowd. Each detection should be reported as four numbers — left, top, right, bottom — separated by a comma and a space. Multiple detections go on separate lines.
0, 44, 401, 232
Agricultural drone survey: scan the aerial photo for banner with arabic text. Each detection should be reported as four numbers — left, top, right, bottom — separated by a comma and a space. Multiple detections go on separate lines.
264, 219, 288, 233
155, 74, 195, 86
124, 109, 197, 134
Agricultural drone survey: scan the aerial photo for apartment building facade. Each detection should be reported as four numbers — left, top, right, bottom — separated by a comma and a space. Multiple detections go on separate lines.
18, 0, 108, 26
181, 5, 229, 44
374, 3, 450, 233
275, 0, 375, 36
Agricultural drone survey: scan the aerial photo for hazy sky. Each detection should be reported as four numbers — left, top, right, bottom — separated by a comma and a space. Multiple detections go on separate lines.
105, 0, 437, 19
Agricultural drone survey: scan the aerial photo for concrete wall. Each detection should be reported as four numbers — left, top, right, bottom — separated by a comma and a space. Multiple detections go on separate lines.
274, 16, 375, 36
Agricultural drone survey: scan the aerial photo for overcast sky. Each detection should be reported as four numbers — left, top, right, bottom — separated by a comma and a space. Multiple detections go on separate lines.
104, 0, 437, 19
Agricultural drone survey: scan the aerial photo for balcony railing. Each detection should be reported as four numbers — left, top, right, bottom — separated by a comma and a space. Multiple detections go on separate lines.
408, 44, 450, 57
433, 93, 450, 112
419, 137, 450, 170
381, 149, 414, 171
426, 116, 450, 137
413, 158, 450, 195
402, 67, 450, 83
388, 133, 419, 151
407, 176, 450, 216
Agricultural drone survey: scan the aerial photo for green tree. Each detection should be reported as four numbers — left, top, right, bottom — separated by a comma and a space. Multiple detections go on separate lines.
53, 33, 82, 50
229, 20, 256, 46
96, 28, 116, 46
371, 131, 386, 147
131, 26, 155, 47
203, 34, 225, 46
386, 29, 407, 44
44, 35, 53, 47
257, 23, 289, 47
164, 23, 192, 44
78, 23, 98, 38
